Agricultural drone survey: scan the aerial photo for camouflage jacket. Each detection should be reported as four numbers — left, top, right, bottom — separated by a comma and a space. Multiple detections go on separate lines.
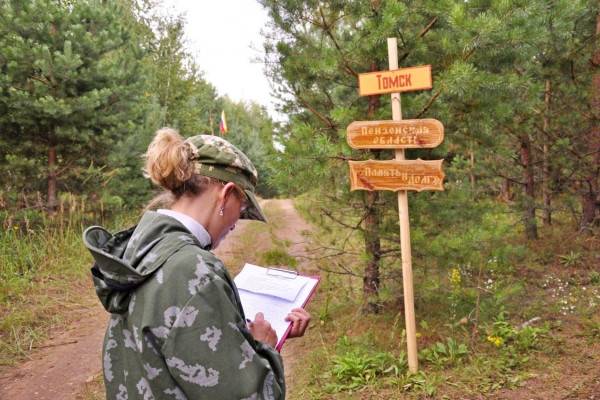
83, 211, 285, 400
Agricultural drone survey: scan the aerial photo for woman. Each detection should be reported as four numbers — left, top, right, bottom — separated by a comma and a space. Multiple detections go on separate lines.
83, 128, 310, 399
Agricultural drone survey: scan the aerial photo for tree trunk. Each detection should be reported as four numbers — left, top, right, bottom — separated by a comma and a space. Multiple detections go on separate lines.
47, 144, 58, 214
469, 143, 475, 189
579, 12, 600, 232
520, 134, 538, 240
542, 79, 552, 226
363, 190, 382, 313
362, 63, 383, 313
500, 178, 512, 202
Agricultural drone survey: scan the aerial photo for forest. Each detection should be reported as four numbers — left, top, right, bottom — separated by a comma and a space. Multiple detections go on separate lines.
0, 0, 598, 399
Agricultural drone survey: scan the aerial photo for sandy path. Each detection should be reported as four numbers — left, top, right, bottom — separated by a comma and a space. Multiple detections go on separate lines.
0, 199, 314, 400
265, 199, 318, 389
0, 304, 107, 400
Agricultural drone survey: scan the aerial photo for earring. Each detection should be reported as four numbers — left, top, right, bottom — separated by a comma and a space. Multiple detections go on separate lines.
219, 207, 224, 216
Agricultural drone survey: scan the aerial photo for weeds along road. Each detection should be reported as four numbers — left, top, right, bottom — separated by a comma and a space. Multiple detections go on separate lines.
0, 199, 314, 400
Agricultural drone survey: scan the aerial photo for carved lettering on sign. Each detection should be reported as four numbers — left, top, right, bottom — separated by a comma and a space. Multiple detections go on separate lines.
358, 65, 432, 96
346, 119, 444, 149
348, 159, 444, 192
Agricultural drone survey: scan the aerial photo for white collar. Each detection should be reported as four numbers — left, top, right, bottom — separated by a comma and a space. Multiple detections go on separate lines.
157, 209, 212, 249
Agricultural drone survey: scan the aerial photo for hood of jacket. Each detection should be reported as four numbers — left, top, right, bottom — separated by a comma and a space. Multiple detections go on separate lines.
83, 211, 202, 314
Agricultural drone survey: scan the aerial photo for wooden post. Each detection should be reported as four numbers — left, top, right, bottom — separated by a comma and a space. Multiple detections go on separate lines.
387, 37, 418, 373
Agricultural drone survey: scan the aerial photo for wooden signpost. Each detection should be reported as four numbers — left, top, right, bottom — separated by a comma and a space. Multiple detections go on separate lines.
348, 38, 445, 373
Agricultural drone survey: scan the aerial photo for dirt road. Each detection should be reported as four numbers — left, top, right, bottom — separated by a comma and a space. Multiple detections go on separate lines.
0, 199, 314, 400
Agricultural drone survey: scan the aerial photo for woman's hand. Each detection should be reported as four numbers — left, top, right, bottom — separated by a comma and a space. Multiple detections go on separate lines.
248, 312, 278, 348
285, 307, 311, 338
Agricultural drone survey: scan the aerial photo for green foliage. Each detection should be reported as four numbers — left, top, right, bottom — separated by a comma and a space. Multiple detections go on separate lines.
0, 0, 148, 207
590, 271, 600, 285
558, 251, 584, 268
420, 338, 469, 368
326, 343, 407, 392
259, 248, 298, 268
257, 0, 600, 316
102, 11, 221, 207
0, 1, 281, 210
397, 371, 439, 397
105, 13, 280, 204
261, 0, 600, 274
219, 98, 280, 197
1, 213, 97, 364
147, 14, 219, 135
487, 311, 548, 353
582, 319, 600, 341
290, 207, 599, 400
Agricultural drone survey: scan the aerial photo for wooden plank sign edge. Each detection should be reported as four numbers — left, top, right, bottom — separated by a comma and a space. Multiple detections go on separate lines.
346, 119, 444, 149
358, 65, 432, 96
348, 159, 445, 192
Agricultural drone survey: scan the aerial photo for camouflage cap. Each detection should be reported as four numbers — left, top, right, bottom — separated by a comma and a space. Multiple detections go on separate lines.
185, 135, 266, 222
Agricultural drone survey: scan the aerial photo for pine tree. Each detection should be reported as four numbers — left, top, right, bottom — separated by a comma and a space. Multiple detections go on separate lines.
261, 0, 468, 312
0, 0, 146, 212
581, 9, 600, 231
260, 0, 599, 311
150, 15, 219, 135
220, 97, 280, 197
105, 10, 222, 207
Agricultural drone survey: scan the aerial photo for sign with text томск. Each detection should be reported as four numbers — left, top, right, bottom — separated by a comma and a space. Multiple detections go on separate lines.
358, 65, 432, 96
349, 159, 444, 192
346, 119, 444, 149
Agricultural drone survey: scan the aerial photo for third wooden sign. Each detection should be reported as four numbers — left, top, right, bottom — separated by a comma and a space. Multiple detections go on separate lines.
349, 159, 444, 192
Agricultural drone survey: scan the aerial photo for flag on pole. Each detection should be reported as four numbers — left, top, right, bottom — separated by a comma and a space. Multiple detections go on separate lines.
219, 110, 228, 135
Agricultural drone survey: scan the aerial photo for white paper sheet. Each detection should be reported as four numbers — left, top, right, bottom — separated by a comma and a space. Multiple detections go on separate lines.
234, 263, 319, 349
235, 263, 308, 302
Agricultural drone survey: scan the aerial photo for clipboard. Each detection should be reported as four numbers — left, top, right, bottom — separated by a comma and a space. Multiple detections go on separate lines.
234, 263, 320, 351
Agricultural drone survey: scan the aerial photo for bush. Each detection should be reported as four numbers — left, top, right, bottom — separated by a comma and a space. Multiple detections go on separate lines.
259, 248, 298, 268
327, 347, 408, 392
487, 311, 548, 352
420, 337, 469, 368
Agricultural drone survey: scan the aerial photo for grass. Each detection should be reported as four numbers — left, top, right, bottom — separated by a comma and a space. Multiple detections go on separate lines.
74, 196, 599, 399
4, 195, 598, 399
0, 206, 137, 366
0, 222, 89, 365
289, 279, 594, 399
75, 373, 104, 400
225, 199, 298, 273
260, 248, 298, 268
288, 193, 600, 399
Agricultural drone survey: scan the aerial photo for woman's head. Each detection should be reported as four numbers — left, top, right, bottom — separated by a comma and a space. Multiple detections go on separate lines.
144, 127, 265, 248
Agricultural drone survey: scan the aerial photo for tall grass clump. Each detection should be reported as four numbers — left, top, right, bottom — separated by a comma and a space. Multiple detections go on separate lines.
0, 193, 136, 365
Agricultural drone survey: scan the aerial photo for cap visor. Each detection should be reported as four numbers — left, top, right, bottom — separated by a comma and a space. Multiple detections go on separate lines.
240, 190, 267, 222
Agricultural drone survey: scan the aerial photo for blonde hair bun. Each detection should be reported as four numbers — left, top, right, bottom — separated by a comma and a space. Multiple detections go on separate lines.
144, 127, 194, 192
